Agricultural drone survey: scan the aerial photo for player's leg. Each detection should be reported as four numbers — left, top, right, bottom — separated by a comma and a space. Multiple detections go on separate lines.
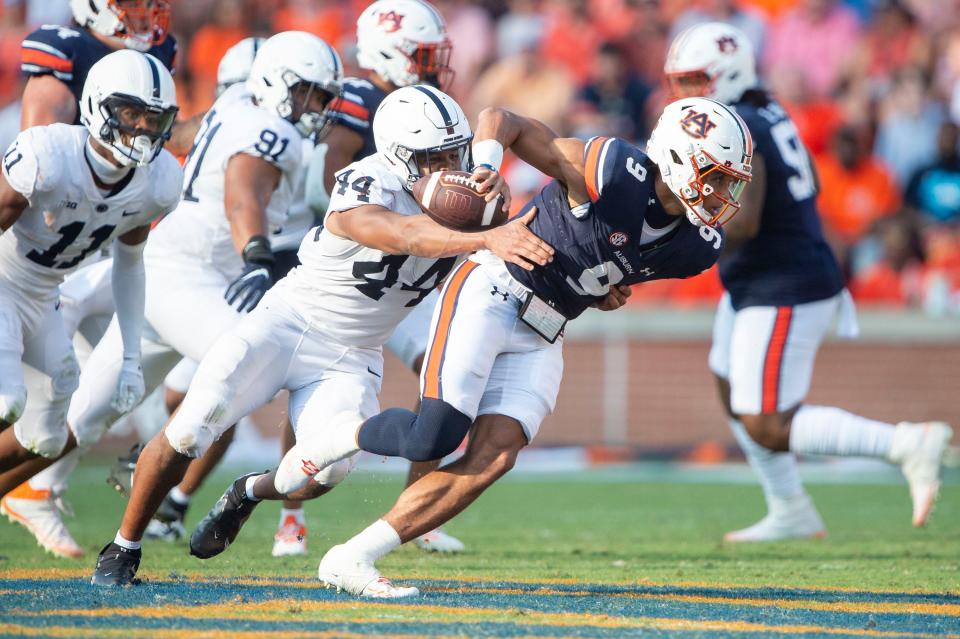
272, 418, 310, 557
708, 294, 822, 543
92, 299, 298, 585
736, 294, 953, 527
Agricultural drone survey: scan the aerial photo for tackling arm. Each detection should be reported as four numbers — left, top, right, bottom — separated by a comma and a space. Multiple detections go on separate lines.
165, 113, 205, 158
20, 76, 77, 127
223, 153, 282, 253
722, 150, 767, 247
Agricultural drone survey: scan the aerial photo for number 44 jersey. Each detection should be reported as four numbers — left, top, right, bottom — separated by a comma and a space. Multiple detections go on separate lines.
0, 123, 182, 297
273, 155, 456, 348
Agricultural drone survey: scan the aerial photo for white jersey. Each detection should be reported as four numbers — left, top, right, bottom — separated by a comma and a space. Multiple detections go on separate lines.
270, 137, 317, 252
273, 156, 456, 347
145, 83, 302, 278
0, 124, 181, 298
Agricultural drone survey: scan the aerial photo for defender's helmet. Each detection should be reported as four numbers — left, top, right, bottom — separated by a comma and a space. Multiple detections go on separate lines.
217, 37, 265, 96
247, 31, 343, 138
80, 49, 178, 167
70, 0, 171, 52
664, 22, 757, 105
647, 97, 752, 227
356, 0, 453, 90
373, 84, 472, 187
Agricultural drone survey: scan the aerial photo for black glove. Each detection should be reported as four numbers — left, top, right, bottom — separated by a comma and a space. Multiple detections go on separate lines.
225, 235, 275, 313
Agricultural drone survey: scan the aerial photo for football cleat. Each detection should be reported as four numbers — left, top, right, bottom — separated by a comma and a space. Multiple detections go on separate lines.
91, 542, 141, 586
1, 484, 84, 558
272, 515, 307, 557
413, 528, 465, 553
318, 544, 419, 598
888, 422, 953, 526
106, 443, 143, 498
189, 473, 263, 559
144, 493, 188, 542
724, 493, 827, 543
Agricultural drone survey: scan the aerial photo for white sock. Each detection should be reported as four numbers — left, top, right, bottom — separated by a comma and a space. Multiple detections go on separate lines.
279, 507, 304, 525
728, 418, 804, 500
343, 519, 401, 564
245, 475, 263, 502
168, 486, 191, 505
789, 405, 895, 458
114, 531, 141, 550
30, 448, 82, 492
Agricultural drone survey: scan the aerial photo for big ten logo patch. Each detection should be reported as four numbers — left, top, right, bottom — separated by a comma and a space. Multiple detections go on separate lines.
681, 110, 717, 140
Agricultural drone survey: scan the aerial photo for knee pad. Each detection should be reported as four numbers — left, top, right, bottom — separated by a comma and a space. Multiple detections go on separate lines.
400, 399, 472, 462
0, 385, 27, 424
50, 355, 80, 402
313, 453, 357, 488
14, 420, 68, 458
165, 418, 214, 458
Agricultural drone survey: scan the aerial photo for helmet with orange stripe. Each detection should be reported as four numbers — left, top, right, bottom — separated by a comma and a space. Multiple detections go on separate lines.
646, 97, 753, 227
70, 0, 171, 52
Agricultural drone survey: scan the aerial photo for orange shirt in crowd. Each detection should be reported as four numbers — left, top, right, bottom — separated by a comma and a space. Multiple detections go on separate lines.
816, 154, 901, 243
187, 24, 248, 111
272, 5, 348, 49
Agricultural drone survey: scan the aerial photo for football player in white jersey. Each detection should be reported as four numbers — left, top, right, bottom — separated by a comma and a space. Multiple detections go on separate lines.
0, 50, 182, 531
90, 84, 553, 589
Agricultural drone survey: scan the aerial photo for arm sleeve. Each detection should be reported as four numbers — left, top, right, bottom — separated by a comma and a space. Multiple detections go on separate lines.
111, 239, 146, 360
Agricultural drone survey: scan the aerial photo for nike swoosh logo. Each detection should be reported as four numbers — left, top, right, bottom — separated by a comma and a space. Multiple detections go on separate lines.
122, 210, 140, 217
367, 367, 382, 378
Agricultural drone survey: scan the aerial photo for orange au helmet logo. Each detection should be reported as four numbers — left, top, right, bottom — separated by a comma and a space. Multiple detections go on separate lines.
680, 110, 717, 140
378, 10, 405, 32
716, 36, 738, 53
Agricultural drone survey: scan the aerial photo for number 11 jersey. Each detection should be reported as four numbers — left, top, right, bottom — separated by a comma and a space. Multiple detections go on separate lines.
274, 155, 456, 348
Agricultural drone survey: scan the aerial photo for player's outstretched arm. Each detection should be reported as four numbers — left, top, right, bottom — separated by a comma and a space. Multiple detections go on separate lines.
474, 107, 591, 204
325, 204, 553, 270
722, 151, 767, 246
110, 225, 150, 413
20, 76, 77, 128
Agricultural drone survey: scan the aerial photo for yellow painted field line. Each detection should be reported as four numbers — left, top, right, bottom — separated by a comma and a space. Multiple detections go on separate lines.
0, 625, 491, 639
17, 600, 959, 639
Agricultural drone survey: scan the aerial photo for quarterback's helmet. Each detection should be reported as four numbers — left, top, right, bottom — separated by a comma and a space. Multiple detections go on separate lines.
647, 97, 752, 227
247, 31, 343, 138
356, 0, 453, 90
70, 0, 170, 52
373, 84, 472, 187
664, 22, 757, 105
80, 49, 178, 167
217, 37, 265, 96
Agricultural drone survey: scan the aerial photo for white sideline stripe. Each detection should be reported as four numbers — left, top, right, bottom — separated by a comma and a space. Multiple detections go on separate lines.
422, 172, 441, 210
481, 197, 498, 226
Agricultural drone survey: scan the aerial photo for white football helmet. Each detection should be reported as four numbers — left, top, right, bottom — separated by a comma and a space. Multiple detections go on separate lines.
647, 97, 753, 227
80, 49, 178, 167
217, 37, 265, 96
70, 0, 171, 52
356, 0, 453, 90
247, 31, 343, 138
373, 84, 472, 187
664, 22, 757, 105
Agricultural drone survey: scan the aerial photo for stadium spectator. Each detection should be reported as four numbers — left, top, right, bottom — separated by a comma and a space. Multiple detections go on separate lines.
271, 0, 349, 50
570, 41, 653, 143
905, 121, 960, 224
186, 0, 250, 112
847, 0, 932, 89
817, 126, 902, 247
849, 215, 926, 305
495, 0, 544, 59
434, 0, 494, 99
874, 68, 945, 186
540, 0, 601, 84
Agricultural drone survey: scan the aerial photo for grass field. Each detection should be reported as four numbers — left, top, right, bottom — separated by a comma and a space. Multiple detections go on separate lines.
1, 461, 959, 638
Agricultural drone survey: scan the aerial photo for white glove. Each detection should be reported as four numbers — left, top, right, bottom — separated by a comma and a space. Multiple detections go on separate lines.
111, 356, 145, 413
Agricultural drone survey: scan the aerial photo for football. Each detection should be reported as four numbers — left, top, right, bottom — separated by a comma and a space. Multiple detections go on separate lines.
411, 170, 508, 232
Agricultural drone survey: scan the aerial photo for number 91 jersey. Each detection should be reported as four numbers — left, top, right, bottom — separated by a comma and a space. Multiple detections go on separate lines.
146, 84, 302, 278
0, 123, 182, 296
273, 155, 456, 348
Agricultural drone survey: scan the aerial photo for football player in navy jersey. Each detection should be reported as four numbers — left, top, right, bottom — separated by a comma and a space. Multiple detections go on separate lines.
274, 97, 753, 597
665, 22, 953, 541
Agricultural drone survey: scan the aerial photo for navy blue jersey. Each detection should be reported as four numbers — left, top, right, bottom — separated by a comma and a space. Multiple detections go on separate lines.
21, 23, 178, 125
328, 77, 387, 162
507, 137, 724, 320
721, 97, 844, 309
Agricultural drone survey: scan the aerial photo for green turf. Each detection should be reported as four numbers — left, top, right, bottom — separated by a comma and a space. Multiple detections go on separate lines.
2, 461, 958, 593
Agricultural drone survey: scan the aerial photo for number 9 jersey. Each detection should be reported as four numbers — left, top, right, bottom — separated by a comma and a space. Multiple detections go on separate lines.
146, 84, 302, 279
273, 155, 456, 348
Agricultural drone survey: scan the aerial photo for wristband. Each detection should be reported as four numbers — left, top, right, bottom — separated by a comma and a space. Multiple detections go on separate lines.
472, 139, 504, 172
242, 235, 275, 267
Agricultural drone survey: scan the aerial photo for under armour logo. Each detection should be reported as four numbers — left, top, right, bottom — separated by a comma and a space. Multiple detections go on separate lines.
491, 286, 509, 301
300, 459, 320, 475
680, 109, 717, 140
638, 267, 655, 277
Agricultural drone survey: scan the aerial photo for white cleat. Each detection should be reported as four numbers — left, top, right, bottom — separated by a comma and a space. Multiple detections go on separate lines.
414, 528, 465, 553
889, 421, 953, 526
272, 515, 308, 557
1, 486, 84, 558
724, 493, 827, 543
318, 544, 419, 598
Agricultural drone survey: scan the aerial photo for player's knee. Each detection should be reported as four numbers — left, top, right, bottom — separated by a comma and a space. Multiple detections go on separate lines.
400, 399, 471, 462
164, 419, 214, 458
0, 385, 27, 425
51, 355, 80, 401
740, 413, 789, 451
16, 422, 69, 458
313, 454, 357, 488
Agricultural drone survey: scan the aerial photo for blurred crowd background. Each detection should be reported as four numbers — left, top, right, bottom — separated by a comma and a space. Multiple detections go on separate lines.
1, 0, 959, 315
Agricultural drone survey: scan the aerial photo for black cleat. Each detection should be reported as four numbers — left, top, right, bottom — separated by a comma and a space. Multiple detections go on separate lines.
189, 473, 263, 559
144, 494, 188, 541
106, 444, 144, 498
91, 542, 141, 586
